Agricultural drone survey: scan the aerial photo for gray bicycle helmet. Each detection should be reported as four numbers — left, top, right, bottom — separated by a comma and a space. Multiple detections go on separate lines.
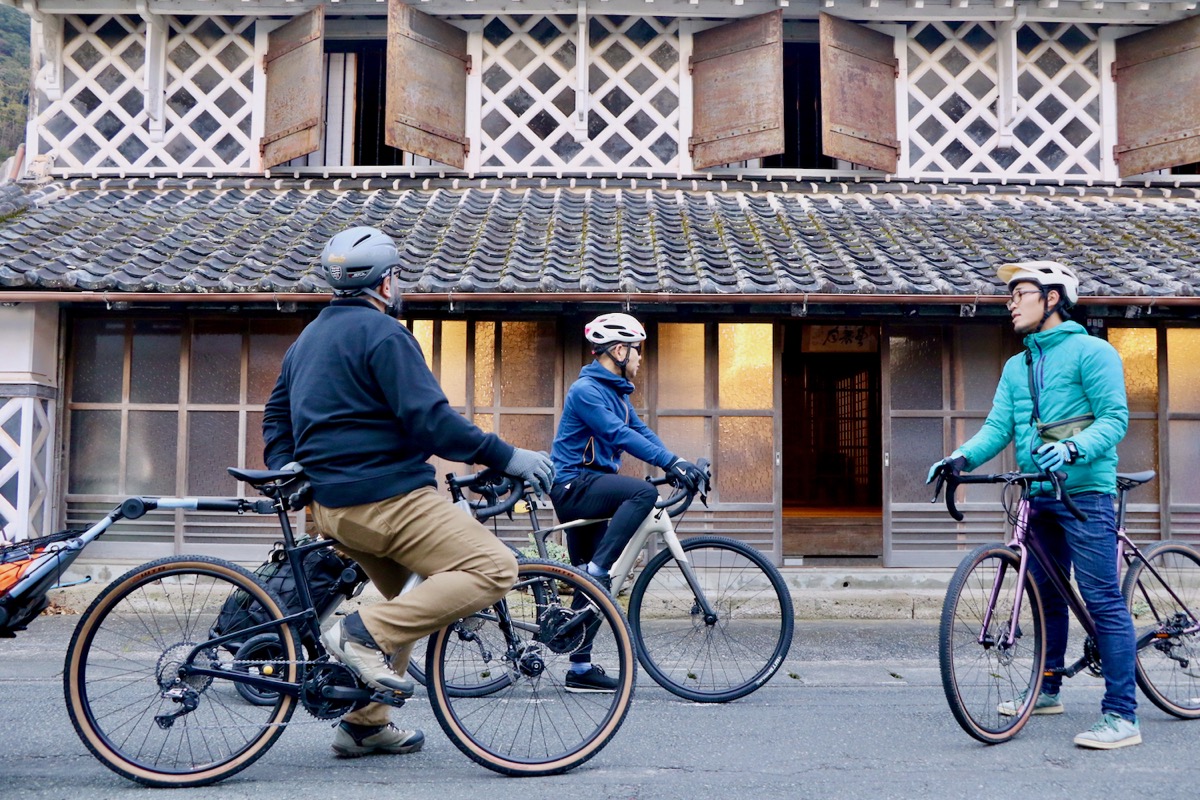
321, 226, 399, 298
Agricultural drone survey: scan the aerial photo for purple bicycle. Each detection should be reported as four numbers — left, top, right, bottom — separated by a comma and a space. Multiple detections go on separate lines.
933, 468, 1200, 743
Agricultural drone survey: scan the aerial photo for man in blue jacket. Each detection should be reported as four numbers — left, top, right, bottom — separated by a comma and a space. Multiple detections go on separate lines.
550, 313, 707, 692
928, 260, 1138, 749
264, 226, 553, 757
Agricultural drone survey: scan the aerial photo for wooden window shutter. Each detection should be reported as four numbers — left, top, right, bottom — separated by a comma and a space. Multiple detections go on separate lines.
1114, 15, 1200, 177
689, 10, 784, 171
386, 1, 470, 169
819, 13, 898, 172
261, 7, 325, 169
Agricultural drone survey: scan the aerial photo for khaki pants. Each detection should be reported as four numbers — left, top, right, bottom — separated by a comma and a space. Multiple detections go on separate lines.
312, 486, 518, 726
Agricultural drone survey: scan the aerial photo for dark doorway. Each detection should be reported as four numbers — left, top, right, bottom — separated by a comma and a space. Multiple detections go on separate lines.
326, 40, 405, 167
762, 42, 837, 171
781, 323, 882, 559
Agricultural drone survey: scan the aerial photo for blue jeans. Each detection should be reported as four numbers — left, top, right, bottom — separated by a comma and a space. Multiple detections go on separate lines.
1027, 493, 1137, 720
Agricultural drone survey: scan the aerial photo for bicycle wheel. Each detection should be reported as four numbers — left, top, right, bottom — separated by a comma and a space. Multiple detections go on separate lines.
64, 556, 302, 787
232, 633, 290, 706
939, 544, 1045, 744
1121, 541, 1200, 719
628, 535, 794, 702
426, 559, 635, 776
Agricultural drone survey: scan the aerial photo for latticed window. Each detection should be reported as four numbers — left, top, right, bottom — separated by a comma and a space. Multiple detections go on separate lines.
906, 21, 1102, 177
480, 15, 681, 169
37, 14, 255, 170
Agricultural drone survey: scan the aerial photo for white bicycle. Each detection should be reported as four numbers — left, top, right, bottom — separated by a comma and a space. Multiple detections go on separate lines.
437, 460, 795, 703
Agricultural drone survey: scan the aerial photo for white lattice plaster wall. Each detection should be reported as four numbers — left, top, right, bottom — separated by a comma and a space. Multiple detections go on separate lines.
0, 396, 55, 543
34, 14, 255, 171
480, 15, 681, 169
906, 21, 1102, 178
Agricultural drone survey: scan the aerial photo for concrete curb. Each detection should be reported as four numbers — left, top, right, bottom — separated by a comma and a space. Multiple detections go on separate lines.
47, 562, 955, 621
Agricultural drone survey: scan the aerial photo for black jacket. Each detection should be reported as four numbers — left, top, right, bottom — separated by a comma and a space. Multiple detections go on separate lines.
263, 299, 513, 507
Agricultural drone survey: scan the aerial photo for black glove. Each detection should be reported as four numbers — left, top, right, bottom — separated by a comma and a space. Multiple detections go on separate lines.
503, 448, 554, 497
669, 458, 707, 494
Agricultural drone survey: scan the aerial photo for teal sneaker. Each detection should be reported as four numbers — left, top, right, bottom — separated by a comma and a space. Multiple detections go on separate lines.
1073, 713, 1141, 750
997, 689, 1063, 717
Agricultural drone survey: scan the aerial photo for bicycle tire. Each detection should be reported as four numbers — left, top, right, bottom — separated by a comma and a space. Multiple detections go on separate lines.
939, 543, 1045, 744
64, 556, 301, 787
408, 627, 515, 698
1121, 540, 1200, 719
628, 535, 794, 702
426, 559, 636, 776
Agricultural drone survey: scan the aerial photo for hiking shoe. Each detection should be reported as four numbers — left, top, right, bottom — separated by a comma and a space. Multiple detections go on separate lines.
997, 689, 1063, 717
321, 617, 414, 697
589, 572, 613, 595
332, 722, 424, 758
1074, 713, 1141, 750
565, 665, 619, 693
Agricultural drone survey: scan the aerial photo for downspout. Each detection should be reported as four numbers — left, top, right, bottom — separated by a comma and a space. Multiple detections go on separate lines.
137, 1, 169, 143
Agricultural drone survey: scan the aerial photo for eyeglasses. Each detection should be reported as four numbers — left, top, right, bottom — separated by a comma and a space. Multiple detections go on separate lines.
626, 343, 642, 354
1006, 288, 1042, 309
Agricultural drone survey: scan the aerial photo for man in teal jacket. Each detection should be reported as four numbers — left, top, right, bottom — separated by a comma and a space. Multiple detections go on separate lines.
928, 260, 1139, 749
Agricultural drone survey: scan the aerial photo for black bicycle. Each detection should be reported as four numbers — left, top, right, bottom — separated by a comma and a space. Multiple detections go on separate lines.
62, 466, 636, 786
934, 467, 1200, 743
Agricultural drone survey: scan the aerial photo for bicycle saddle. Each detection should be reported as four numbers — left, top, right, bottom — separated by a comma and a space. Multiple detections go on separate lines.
1116, 470, 1155, 490
227, 466, 305, 487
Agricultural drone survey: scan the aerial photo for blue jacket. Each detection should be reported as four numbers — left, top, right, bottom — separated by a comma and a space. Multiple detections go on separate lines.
551, 362, 676, 484
263, 299, 514, 507
957, 321, 1128, 496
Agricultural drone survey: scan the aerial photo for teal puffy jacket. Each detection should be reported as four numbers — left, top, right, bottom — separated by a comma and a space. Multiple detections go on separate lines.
957, 321, 1128, 496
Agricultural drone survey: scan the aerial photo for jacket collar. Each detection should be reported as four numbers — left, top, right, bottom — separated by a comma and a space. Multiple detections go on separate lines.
580, 360, 635, 395
1023, 320, 1087, 352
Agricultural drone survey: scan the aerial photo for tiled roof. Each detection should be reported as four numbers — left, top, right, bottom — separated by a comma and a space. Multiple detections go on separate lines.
2, 178, 1200, 298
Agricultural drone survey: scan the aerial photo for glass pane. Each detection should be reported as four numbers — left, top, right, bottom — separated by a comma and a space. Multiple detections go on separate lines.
657, 416, 708, 464
950, 417, 1006, 503
950, 326, 1004, 410
718, 324, 772, 409
189, 320, 242, 404
890, 417, 943, 502
245, 410, 266, 472
499, 414, 554, 452
475, 322, 495, 406
500, 322, 556, 407
890, 328, 943, 410
658, 324, 705, 408
71, 319, 125, 402
1170, 420, 1200, 504
717, 416, 773, 502
1167, 329, 1200, 413
130, 320, 181, 403
474, 413, 494, 434
1118, 419, 1158, 500
188, 412, 239, 496
125, 411, 178, 495
248, 319, 303, 404
441, 321, 468, 407
68, 410, 121, 494
411, 320, 434, 370
1109, 328, 1157, 414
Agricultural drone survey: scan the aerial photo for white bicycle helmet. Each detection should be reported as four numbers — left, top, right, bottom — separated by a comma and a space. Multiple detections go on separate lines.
584, 313, 647, 346
997, 261, 1079, 304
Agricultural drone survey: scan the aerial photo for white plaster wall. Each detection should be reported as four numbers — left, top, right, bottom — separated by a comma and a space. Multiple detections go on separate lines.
0, 303, 60, 387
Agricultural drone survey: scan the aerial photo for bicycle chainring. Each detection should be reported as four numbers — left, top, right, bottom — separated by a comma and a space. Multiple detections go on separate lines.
537, 606, 587, 654
300, 662, 366, 719
1083, 635, 1104, 678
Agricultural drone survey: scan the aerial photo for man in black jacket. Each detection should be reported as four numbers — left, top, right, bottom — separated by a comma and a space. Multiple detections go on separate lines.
263, 226, 553, 758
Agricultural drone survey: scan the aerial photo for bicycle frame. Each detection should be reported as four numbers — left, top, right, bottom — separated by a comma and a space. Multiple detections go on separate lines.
528, 501, 719, 620
982, 480, 1200, 679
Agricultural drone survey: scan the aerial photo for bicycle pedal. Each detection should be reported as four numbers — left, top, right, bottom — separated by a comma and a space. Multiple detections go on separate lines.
370, 689, 410, 708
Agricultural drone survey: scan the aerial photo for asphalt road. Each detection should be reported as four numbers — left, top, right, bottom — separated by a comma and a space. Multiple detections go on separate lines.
1, 617, 1193, 800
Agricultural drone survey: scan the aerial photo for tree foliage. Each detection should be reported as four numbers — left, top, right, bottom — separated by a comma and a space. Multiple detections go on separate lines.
0, 6, 30, 164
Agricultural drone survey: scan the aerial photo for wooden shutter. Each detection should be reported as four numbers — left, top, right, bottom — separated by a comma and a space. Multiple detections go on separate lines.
1114, 15, 1200, 177
261, 7, 325, 169
819, 13, 898, 172
689, 10, 784, 170
386, 1, 470, 169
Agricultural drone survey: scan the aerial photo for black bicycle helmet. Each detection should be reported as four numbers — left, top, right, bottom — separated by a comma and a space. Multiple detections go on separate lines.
320, 226, 399, 298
